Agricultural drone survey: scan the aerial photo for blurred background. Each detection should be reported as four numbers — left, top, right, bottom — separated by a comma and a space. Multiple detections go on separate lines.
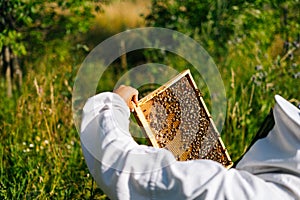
0, 0, 299, 199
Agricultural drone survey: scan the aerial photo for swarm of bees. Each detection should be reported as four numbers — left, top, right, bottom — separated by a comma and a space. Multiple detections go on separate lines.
134, 70, 232, 168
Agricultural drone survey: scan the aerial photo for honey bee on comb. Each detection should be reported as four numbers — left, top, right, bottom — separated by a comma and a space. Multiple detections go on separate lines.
133, 70, 233, 168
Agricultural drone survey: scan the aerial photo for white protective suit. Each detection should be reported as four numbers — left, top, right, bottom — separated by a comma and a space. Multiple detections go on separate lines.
80, 93, 300, 200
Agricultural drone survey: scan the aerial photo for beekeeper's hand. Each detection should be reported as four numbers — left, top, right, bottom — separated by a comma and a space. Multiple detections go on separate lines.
113, 85, 138, 111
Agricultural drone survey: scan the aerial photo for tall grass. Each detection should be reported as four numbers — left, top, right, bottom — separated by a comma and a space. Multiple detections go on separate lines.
0, 0, 299, 199
0, 38, 108, 198
222, 34, 300, 159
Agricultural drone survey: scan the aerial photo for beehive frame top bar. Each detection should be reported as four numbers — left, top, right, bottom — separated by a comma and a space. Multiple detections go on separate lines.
133, 69, 233, 168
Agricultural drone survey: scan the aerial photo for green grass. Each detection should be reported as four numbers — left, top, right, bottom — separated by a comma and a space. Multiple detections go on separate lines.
0, 40, 109, 199
1, 39, 298, 198
1, 1, 299, 199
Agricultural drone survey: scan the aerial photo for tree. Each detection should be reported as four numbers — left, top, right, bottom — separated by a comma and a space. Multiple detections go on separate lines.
0, 0, 102, 97
145, 0, 299, 58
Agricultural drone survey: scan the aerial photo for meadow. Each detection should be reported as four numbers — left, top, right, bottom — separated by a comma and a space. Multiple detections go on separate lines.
0, 0, 299, 199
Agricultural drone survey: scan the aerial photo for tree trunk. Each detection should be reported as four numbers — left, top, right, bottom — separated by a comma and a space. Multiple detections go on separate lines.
4, 46, 12, 97
6, 65, 12, 98
12, 52, 23, 90
1, 46, 23, 97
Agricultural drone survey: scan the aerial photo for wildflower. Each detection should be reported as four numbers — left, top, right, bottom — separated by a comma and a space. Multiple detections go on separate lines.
255, 65, 263, 71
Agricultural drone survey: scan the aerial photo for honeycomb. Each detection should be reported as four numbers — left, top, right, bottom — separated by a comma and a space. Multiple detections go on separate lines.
133, 70, 232, 168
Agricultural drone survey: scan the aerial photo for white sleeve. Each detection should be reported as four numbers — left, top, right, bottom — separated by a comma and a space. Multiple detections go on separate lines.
80, 92, 294, 200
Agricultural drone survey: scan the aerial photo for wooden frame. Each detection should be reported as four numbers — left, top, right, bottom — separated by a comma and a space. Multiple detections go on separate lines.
133, 69, 233, 168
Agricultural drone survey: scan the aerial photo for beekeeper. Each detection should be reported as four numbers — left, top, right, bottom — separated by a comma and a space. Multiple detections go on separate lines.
80, 85, 300, 200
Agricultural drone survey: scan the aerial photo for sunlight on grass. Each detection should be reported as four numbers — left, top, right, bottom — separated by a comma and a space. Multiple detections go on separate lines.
86, 0, 151, 46
96, 0, 150, 30
0, 0, 299, 199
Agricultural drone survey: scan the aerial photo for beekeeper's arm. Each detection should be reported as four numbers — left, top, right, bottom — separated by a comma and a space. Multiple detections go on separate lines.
80, 85, 296, 200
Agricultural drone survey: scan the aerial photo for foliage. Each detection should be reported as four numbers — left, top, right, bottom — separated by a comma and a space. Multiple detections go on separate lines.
0, 0, 101, 57
146, 0, 299, 57
0, 0, 299, 198
0, 0, 102, 97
